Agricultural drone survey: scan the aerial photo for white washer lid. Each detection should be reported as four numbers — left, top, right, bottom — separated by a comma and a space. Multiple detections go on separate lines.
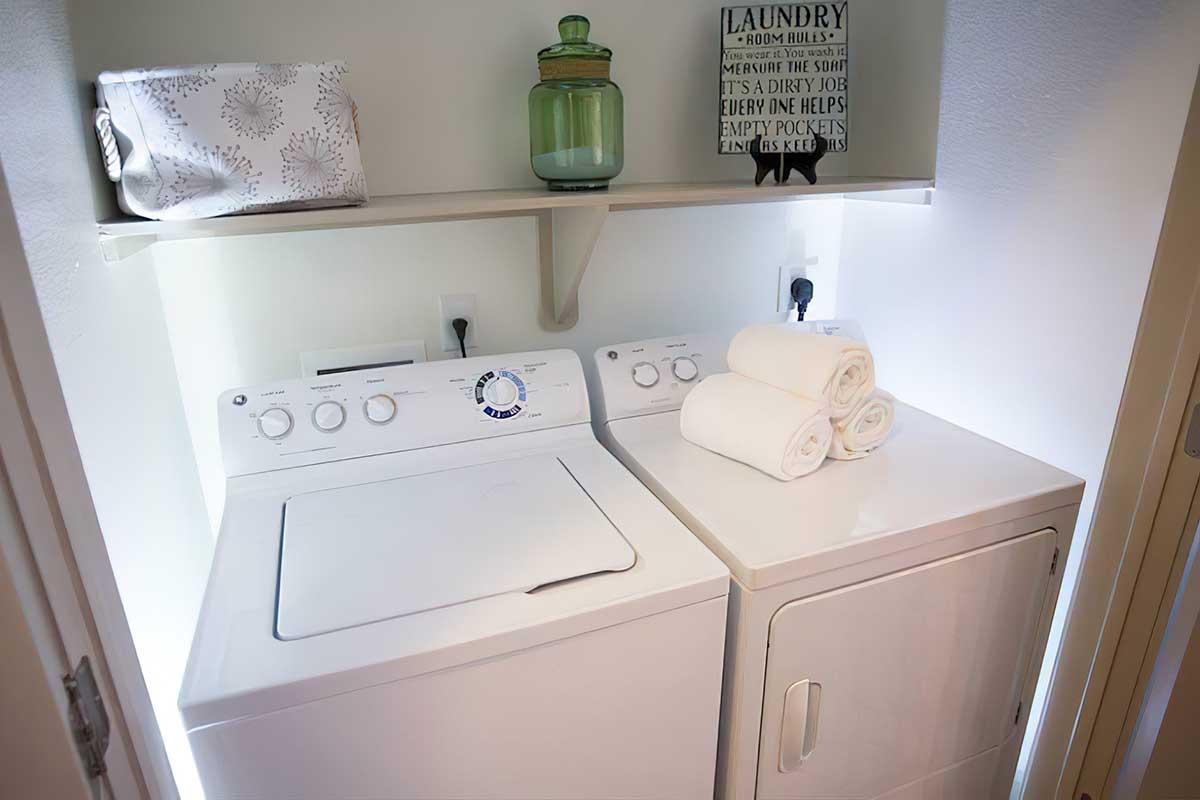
276, 454, 637, 640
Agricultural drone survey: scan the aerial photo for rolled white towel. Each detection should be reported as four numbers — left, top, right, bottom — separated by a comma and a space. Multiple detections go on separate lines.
727, 324, 875, 419
829, 391, 895, 460
680, 372, 833, 481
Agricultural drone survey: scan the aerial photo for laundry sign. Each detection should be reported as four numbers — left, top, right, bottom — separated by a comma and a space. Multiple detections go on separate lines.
718, 2, 848, 155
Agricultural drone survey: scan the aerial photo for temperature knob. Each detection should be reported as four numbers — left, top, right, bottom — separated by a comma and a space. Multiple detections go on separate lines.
671, 356, 699, 382
257, 407, 293, 440
312, 401, 346, 432
364, 394, 397, 424
631, 362, 660, 388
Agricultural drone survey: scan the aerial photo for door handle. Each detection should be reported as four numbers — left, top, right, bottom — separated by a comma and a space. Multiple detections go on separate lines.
779, 679, 822, 772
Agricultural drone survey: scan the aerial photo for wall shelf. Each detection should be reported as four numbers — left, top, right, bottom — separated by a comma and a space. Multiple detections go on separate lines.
97, 177, 933, 329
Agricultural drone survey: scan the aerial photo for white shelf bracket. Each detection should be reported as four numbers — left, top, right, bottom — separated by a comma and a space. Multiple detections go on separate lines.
99, 232, 157, 263
537, 205, 609, 330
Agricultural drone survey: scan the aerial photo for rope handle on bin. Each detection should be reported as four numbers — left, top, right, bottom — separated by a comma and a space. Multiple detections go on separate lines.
93, 107, 122, 182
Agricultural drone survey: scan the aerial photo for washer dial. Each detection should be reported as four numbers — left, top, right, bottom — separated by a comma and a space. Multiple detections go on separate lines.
475, 370, 526, 419
364, 394, 397, 425
257, 407, 293, 440
485, 377, 518, 407
312, 401, 346, 432
631, 361, 660, 388
671, 356, 699, 382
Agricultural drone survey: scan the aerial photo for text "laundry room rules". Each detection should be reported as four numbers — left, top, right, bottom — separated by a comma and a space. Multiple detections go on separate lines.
719, 2, 848, 155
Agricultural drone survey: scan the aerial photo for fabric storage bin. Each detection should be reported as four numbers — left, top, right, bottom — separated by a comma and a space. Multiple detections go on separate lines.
94, 62, 369, 220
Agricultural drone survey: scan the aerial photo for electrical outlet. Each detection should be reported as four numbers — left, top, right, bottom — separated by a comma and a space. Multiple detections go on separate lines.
439, 293, 478, 354
777, 265, 811, 313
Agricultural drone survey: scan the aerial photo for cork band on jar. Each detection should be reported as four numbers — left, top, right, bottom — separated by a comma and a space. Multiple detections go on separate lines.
538, 58, 611, 81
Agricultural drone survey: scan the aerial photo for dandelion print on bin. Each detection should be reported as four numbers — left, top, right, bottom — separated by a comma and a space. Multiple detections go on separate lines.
94, 62, 370, 220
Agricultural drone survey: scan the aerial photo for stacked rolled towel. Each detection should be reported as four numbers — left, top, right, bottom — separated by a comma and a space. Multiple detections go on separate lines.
680, 373, 833, 481
727, 324, 875, 419
681, 322, 895, 481
829, 390, 896, 460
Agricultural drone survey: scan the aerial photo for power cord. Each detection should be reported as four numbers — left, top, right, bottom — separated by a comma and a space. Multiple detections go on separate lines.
790, 277, 814, 321
452, 317, 469, 358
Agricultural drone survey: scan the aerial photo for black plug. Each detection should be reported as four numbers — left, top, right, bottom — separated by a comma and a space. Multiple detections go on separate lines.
451, 317, 469, 358
790, 277, 814, 321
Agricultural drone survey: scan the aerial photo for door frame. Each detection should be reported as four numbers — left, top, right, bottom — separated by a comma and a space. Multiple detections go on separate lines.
0, 163, 169, 797
1019, 67, 1200, 800
1076, 355, 1200, 798
1109, 516, 1200, 797
0, 353, 97, 798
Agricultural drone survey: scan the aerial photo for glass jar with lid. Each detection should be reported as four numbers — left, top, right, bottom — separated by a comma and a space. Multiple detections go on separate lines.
529, 15, 624, 191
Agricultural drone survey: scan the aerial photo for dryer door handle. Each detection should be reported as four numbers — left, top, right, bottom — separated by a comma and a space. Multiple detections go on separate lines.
779, 679, 822, 772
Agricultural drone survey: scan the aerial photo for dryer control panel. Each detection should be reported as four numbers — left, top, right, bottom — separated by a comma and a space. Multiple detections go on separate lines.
593, 334, 727, 423
219, 349, 588, 476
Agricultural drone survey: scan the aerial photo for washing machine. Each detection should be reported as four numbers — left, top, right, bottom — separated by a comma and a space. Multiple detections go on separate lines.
179, 349, 729, 799
593, 334, 1084, 800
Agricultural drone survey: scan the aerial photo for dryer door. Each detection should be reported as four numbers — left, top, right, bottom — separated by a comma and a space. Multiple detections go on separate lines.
756, 528, 1057, 799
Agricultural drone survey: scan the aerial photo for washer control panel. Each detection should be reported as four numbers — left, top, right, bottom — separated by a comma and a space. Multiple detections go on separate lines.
593, 334, 727, 422
219, 349, 587, 477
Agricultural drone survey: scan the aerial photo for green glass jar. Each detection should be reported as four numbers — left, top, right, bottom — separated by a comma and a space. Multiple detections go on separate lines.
529, 15, 624, 191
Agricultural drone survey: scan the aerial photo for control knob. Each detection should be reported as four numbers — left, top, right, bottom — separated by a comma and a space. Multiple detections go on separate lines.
257, 408, 293, 440
364, 394, 397, 424
312, 401, 346, 432
485, 377, 519, 407
631, 362, 660, 388
671, 356, 699, 382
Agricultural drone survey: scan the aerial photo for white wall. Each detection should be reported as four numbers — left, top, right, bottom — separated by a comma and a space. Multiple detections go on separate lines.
0, 2, 213, 796
834, 0, 1200, 791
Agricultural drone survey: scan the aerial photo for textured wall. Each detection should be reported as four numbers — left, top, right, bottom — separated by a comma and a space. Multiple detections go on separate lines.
836, 1, 1200, 794
0, 1, 212, 796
